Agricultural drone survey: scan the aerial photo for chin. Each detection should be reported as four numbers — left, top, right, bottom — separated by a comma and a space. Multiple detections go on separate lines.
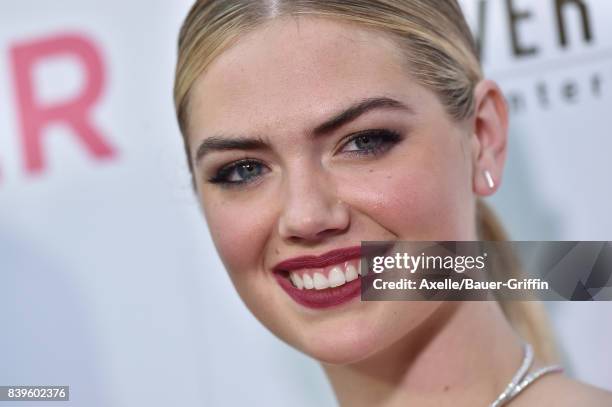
295, 302, 444, 365
300, 329, 384, 365
286, 312, 396, 365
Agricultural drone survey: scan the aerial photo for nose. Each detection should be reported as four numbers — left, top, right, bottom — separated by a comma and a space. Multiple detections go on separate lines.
278, 164, 350, 243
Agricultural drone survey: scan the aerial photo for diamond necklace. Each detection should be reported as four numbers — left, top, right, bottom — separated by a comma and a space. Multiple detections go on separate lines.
489, 343, 564, 407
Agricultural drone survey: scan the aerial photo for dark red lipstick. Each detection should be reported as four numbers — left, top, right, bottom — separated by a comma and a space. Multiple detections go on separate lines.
272, 245, 363, 309
273, 245, 362, 272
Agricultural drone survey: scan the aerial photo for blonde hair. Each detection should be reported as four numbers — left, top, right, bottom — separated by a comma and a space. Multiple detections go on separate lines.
477, 200, 558, 363
174, 0, 557, 363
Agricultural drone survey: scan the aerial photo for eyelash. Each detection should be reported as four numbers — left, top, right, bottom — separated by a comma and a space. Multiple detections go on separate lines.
207, 128, 403, 187
207, 158, 266, 187
338, 128, 402, 157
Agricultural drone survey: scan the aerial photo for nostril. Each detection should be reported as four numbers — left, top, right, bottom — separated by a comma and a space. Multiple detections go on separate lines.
316, 227, 345, 239
284, 227, 345, 244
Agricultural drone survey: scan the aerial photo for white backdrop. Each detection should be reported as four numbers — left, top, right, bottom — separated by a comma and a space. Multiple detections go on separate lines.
0, 1, 610, 406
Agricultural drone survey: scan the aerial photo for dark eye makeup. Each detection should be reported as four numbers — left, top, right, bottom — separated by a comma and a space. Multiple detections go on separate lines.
207, 159, 268, 187
206, 128, 403, 188
337, 128, 402, 157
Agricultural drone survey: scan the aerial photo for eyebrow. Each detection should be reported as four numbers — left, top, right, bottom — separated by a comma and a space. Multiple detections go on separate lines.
313, 97, 412, 136
193, 135, 267, 166
193, 96, 412, 165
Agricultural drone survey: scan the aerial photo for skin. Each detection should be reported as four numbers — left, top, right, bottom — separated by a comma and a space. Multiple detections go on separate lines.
184, 16, 612, 407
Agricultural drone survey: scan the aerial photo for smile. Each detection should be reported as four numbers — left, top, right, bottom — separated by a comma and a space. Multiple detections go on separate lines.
272, 246, 363, 309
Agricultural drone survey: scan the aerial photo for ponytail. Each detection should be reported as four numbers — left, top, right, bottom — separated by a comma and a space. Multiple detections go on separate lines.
476, 199, 559, 364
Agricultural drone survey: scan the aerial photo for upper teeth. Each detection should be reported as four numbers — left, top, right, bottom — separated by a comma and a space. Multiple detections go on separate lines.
289, 261, 361, 290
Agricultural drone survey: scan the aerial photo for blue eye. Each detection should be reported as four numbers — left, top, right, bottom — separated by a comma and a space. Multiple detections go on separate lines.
208, 159, 268, 186
207, 129, 401, 188
340, 129, 402, 156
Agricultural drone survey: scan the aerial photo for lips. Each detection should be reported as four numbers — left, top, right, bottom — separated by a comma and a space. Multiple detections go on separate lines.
273, 246, 362, 271
272, 246, 363, 309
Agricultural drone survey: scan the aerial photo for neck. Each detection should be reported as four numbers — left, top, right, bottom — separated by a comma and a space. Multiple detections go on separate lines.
321, 302, 525, 407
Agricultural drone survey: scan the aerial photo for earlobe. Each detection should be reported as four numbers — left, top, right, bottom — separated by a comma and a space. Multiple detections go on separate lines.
483, 170, 495, 189
473, 163, 500, 196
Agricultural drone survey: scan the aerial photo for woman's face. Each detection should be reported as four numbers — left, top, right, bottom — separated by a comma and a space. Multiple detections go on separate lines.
186, 17, 479, 364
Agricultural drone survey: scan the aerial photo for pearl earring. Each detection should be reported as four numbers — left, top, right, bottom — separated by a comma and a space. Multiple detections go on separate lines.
484, 170, 495, 189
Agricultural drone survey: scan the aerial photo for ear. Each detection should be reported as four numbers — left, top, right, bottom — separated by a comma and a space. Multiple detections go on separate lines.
470, 79, 509, 196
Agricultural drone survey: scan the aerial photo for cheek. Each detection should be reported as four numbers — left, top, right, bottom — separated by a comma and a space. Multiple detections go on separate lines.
390, 173, 466, 239
201, 195, 287, 331
341, 143, 472, 239
201, 194, 275, 278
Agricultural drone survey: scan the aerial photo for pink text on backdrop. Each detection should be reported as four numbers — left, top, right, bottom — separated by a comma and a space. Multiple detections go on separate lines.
8, 33, 116, 178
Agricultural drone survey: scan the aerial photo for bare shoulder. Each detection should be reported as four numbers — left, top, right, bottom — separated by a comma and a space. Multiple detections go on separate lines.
516, 373, 612, 407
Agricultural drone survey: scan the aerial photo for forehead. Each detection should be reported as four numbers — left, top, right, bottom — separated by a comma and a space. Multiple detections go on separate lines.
187, 16, 426, 140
